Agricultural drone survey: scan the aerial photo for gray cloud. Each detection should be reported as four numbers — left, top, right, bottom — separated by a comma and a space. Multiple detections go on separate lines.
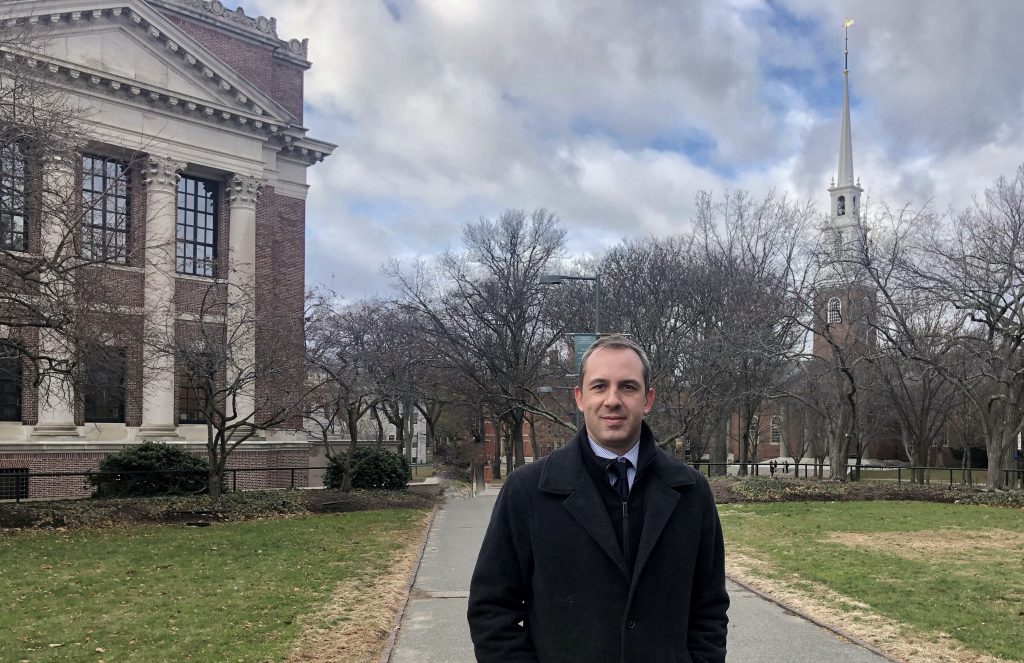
248, 0, 1024, 298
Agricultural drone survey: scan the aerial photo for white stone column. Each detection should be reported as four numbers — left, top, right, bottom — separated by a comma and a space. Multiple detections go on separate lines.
32, 153, 80, 440
226, 174, 261, 429
137, 155, 186, 440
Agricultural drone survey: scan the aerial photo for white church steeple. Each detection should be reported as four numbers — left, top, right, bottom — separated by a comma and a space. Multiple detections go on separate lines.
826, 18, 864, 258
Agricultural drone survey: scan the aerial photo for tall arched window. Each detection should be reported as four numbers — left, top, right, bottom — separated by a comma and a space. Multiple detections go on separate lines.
827, 297, 842, 324
770, 415, 782, 446
836, 195, 846, 216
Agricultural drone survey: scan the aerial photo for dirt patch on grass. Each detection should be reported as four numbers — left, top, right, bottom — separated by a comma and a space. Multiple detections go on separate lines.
828, 529, 1024, 559
284, 510, 431, 663
727, 550, 1014, 663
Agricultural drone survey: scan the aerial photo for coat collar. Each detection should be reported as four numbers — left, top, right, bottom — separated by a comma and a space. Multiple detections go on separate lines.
538, 422, 697, 582
538, 421, 695, 495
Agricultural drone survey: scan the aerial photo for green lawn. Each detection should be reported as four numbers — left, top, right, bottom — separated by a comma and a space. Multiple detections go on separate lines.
720, 501, 1024, 661
410, 463, 435, 480
0, 509, 427, 662
857, 467, 990, 484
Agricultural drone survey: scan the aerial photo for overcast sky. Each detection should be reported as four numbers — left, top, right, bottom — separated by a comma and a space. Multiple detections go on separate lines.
246, 0, 1024, 300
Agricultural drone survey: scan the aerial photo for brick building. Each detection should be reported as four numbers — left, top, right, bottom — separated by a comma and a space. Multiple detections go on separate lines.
0, 0, 334, 498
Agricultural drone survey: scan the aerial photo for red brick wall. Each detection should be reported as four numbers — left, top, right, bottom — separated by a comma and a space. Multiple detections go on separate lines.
165, 16, 304, 122
0, 447, 309, 499
254, 187, 305, 429
225, 448, 309, 490
272, 61, 304, 121
0, 452, 107, 499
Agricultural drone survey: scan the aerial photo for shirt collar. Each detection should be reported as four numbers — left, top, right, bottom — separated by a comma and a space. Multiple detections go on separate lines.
587, 436, 641, 466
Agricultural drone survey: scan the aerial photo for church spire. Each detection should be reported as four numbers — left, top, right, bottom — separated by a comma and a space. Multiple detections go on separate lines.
827, 18, 862, 224
837, 19, 855, 187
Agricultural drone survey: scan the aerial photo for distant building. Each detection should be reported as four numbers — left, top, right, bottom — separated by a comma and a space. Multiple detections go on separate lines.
0, 0, 335, 498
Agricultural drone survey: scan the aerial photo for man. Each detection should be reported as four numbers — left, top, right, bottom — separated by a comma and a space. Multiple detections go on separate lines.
468, 335, 728, 663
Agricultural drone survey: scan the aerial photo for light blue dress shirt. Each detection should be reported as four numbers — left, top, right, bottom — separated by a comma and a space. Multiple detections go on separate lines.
587, 437, 640, 490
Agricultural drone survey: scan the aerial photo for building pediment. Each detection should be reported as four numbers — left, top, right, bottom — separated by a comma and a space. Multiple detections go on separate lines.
39, 24, 242, 110
0, 2, 330, 159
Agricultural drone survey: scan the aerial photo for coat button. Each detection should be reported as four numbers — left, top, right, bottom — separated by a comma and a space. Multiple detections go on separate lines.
626, 619, 636, 629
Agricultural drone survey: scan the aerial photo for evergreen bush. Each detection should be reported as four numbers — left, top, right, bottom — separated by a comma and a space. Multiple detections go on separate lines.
87, 442, 209, 498
324, 448, 411, 490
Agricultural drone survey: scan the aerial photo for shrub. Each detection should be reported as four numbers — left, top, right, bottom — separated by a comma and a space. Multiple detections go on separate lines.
324, 448, 411, 490
87, 442, 209, 498
732, 476, 848, 502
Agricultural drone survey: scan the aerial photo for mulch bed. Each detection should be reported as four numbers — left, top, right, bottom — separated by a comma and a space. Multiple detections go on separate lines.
710, 475, 1024, 508
2, 476, 1019, 531
0, 489, 438, 530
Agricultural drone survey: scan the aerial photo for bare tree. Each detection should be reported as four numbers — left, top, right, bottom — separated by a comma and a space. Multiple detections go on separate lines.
156, 280, 310, 497
390, 209, 572, 471
305, 292, 386, 491
887, 167, 1024, 489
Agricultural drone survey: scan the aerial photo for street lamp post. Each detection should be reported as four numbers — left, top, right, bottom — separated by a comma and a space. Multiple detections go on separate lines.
539, 272, 602, 334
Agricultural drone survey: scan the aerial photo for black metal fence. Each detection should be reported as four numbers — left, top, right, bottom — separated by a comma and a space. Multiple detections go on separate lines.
3, 462, 1021, 502
0, 466, 321, 503
1, 462, 439, 503
690, 462, 1024, 489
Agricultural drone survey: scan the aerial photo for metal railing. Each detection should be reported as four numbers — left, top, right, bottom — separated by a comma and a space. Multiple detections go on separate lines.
690, 462, 1023, 488
0, 462, 439, 503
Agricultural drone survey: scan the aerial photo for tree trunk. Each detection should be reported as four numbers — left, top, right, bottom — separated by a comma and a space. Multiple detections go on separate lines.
526, 412, 540, 459
508, 408, 527, 467
504, 421, 514, 474
986, 429, 1008, 490
208, 466, 223, 498
708, 420, 728, 477
341, 408, 361, 492
492, 418, 503, 480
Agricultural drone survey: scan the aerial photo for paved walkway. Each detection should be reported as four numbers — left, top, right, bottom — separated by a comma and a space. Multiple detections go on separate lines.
390, 489, 890, 663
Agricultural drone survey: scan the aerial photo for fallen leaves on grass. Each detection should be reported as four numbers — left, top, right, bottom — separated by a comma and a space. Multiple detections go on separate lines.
727, 549, 1014, 663
283, 511, 430, 663
828, 529, 1024, 559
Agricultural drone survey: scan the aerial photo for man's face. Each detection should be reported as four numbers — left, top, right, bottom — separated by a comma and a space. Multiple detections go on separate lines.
574, 347, 655, 454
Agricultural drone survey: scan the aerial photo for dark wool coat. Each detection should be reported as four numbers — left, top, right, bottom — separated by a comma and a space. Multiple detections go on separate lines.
467, 423, 729, 663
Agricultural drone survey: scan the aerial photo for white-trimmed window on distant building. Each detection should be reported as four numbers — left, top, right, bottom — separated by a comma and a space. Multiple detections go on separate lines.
176, 175, 218, 277
0, 142, 27, 252
82, 154, 131, 264
827, 296, 842, 324
771, 415, 782, 446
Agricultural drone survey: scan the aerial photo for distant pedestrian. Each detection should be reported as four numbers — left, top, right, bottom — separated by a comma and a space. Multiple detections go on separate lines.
468, 334, 728, 662
784, 460, 790, 474
769, 460, 777, 477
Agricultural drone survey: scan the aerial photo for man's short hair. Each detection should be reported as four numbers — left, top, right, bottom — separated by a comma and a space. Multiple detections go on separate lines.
577, 334, 652, 392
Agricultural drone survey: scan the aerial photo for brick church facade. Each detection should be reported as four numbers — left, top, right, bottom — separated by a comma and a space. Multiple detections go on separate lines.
0, 0, 334, 497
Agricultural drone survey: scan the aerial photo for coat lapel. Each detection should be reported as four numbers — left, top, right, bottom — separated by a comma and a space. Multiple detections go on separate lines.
563, 471, 630, 579
631, 475, 680, 586
630, 435, 695, 587
539, 431, 630, 579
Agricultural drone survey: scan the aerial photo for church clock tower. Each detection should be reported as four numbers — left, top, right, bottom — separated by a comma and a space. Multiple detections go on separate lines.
813, 19, 877, 359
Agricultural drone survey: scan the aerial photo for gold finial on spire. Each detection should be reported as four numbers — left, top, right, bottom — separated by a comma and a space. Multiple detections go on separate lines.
843, 19, 854, 72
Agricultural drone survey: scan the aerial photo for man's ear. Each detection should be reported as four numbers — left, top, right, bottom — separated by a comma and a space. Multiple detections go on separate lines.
643, 388, 655, 415
573, 385, 583, 411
